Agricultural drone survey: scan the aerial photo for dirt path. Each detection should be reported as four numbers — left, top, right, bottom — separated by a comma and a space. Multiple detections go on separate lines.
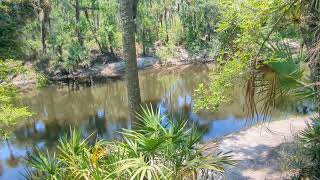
219, 115, 310, 180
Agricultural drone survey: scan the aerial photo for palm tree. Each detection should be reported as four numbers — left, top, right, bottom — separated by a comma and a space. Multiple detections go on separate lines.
120, 0, 141, 121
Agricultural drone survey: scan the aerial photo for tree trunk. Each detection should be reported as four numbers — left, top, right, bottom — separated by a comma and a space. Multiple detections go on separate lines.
142, 28, 146, 56
96, 0, 100, 28
41, 17, 47, 54
84, 9, 104, 53
40, 0, 50, 54
108, 34, 114, 55
58, 44, 63, 61
75, 0, 84, 47
164, 9, 169, 43
120, 0, 141, 121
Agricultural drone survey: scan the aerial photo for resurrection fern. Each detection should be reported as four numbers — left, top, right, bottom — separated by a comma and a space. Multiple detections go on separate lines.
27, 106, 234, 179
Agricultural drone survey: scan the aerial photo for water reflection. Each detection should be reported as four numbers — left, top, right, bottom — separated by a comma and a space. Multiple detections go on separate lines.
0, 65, 314, 179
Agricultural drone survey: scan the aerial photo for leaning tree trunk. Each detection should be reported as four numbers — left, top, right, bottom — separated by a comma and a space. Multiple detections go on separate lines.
120, 0, 141, 121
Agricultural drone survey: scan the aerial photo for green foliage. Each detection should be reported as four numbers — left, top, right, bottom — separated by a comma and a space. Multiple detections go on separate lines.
28, 106, 234, 179
179, 0, 220, 48
275, 24, 301, 40
195, 0, 305, 112
136, 1, 158, 54
0, 0, 225, 65
298, 116, 320, 177
195, 56, 248, 111
65, 45, 89, 69
0, 59, 33, 138
0, 59, 26, 80
155, 42, 177, 61
264, 42, 304, 89
0, 0, 36, 59
277, 116, 320, 179
277, 139, 314, 179
36, 73, 51, 88
0, 84, 17, 104
27, 150, 60, 179
0, 81, 32, 138
0, 104, 33, 138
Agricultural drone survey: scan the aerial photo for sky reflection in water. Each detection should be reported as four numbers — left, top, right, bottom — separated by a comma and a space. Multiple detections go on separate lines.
0, 65, 314, 179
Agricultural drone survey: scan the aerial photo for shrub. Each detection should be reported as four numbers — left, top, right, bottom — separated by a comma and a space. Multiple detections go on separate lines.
65, 44, 89, 69
36, 73, 50, 88
155, 42, 177, 62
298, 115, 320, 178
277, 116, 320, 179
27, 106, 234, 179
0, 59, 33, 138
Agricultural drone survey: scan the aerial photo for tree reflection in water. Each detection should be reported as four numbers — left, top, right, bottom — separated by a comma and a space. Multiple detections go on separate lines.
0, 65, 314, 179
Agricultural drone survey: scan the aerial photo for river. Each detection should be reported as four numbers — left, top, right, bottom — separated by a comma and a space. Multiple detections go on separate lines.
0, 64, 314, 179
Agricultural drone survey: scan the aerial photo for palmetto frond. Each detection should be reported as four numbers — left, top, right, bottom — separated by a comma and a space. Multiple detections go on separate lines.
28, 106, 234, 179
245, 41, 306, 120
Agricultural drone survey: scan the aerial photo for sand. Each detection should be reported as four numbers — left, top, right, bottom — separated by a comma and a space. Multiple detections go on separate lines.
218, 115, 311, 179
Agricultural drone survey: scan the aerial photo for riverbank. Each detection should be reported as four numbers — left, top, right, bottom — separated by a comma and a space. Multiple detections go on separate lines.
12, 55, 214, 90
216, 115, 310, 179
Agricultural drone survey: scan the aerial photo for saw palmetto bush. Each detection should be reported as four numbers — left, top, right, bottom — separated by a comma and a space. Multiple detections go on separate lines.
27, 106, 234, 179
297, 115, 320, 178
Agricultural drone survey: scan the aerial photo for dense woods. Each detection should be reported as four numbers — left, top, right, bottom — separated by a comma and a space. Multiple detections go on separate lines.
0, 0, 220, 70
0, 0, 320, 179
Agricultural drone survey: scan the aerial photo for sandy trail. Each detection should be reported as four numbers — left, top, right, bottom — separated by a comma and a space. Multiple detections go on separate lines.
218, 115, 311, 180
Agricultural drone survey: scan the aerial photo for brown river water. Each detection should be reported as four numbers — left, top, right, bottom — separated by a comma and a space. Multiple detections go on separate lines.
0, 65, 314, 179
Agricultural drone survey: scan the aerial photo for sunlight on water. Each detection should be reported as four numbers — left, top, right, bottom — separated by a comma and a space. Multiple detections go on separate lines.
0, 65, 315, 179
